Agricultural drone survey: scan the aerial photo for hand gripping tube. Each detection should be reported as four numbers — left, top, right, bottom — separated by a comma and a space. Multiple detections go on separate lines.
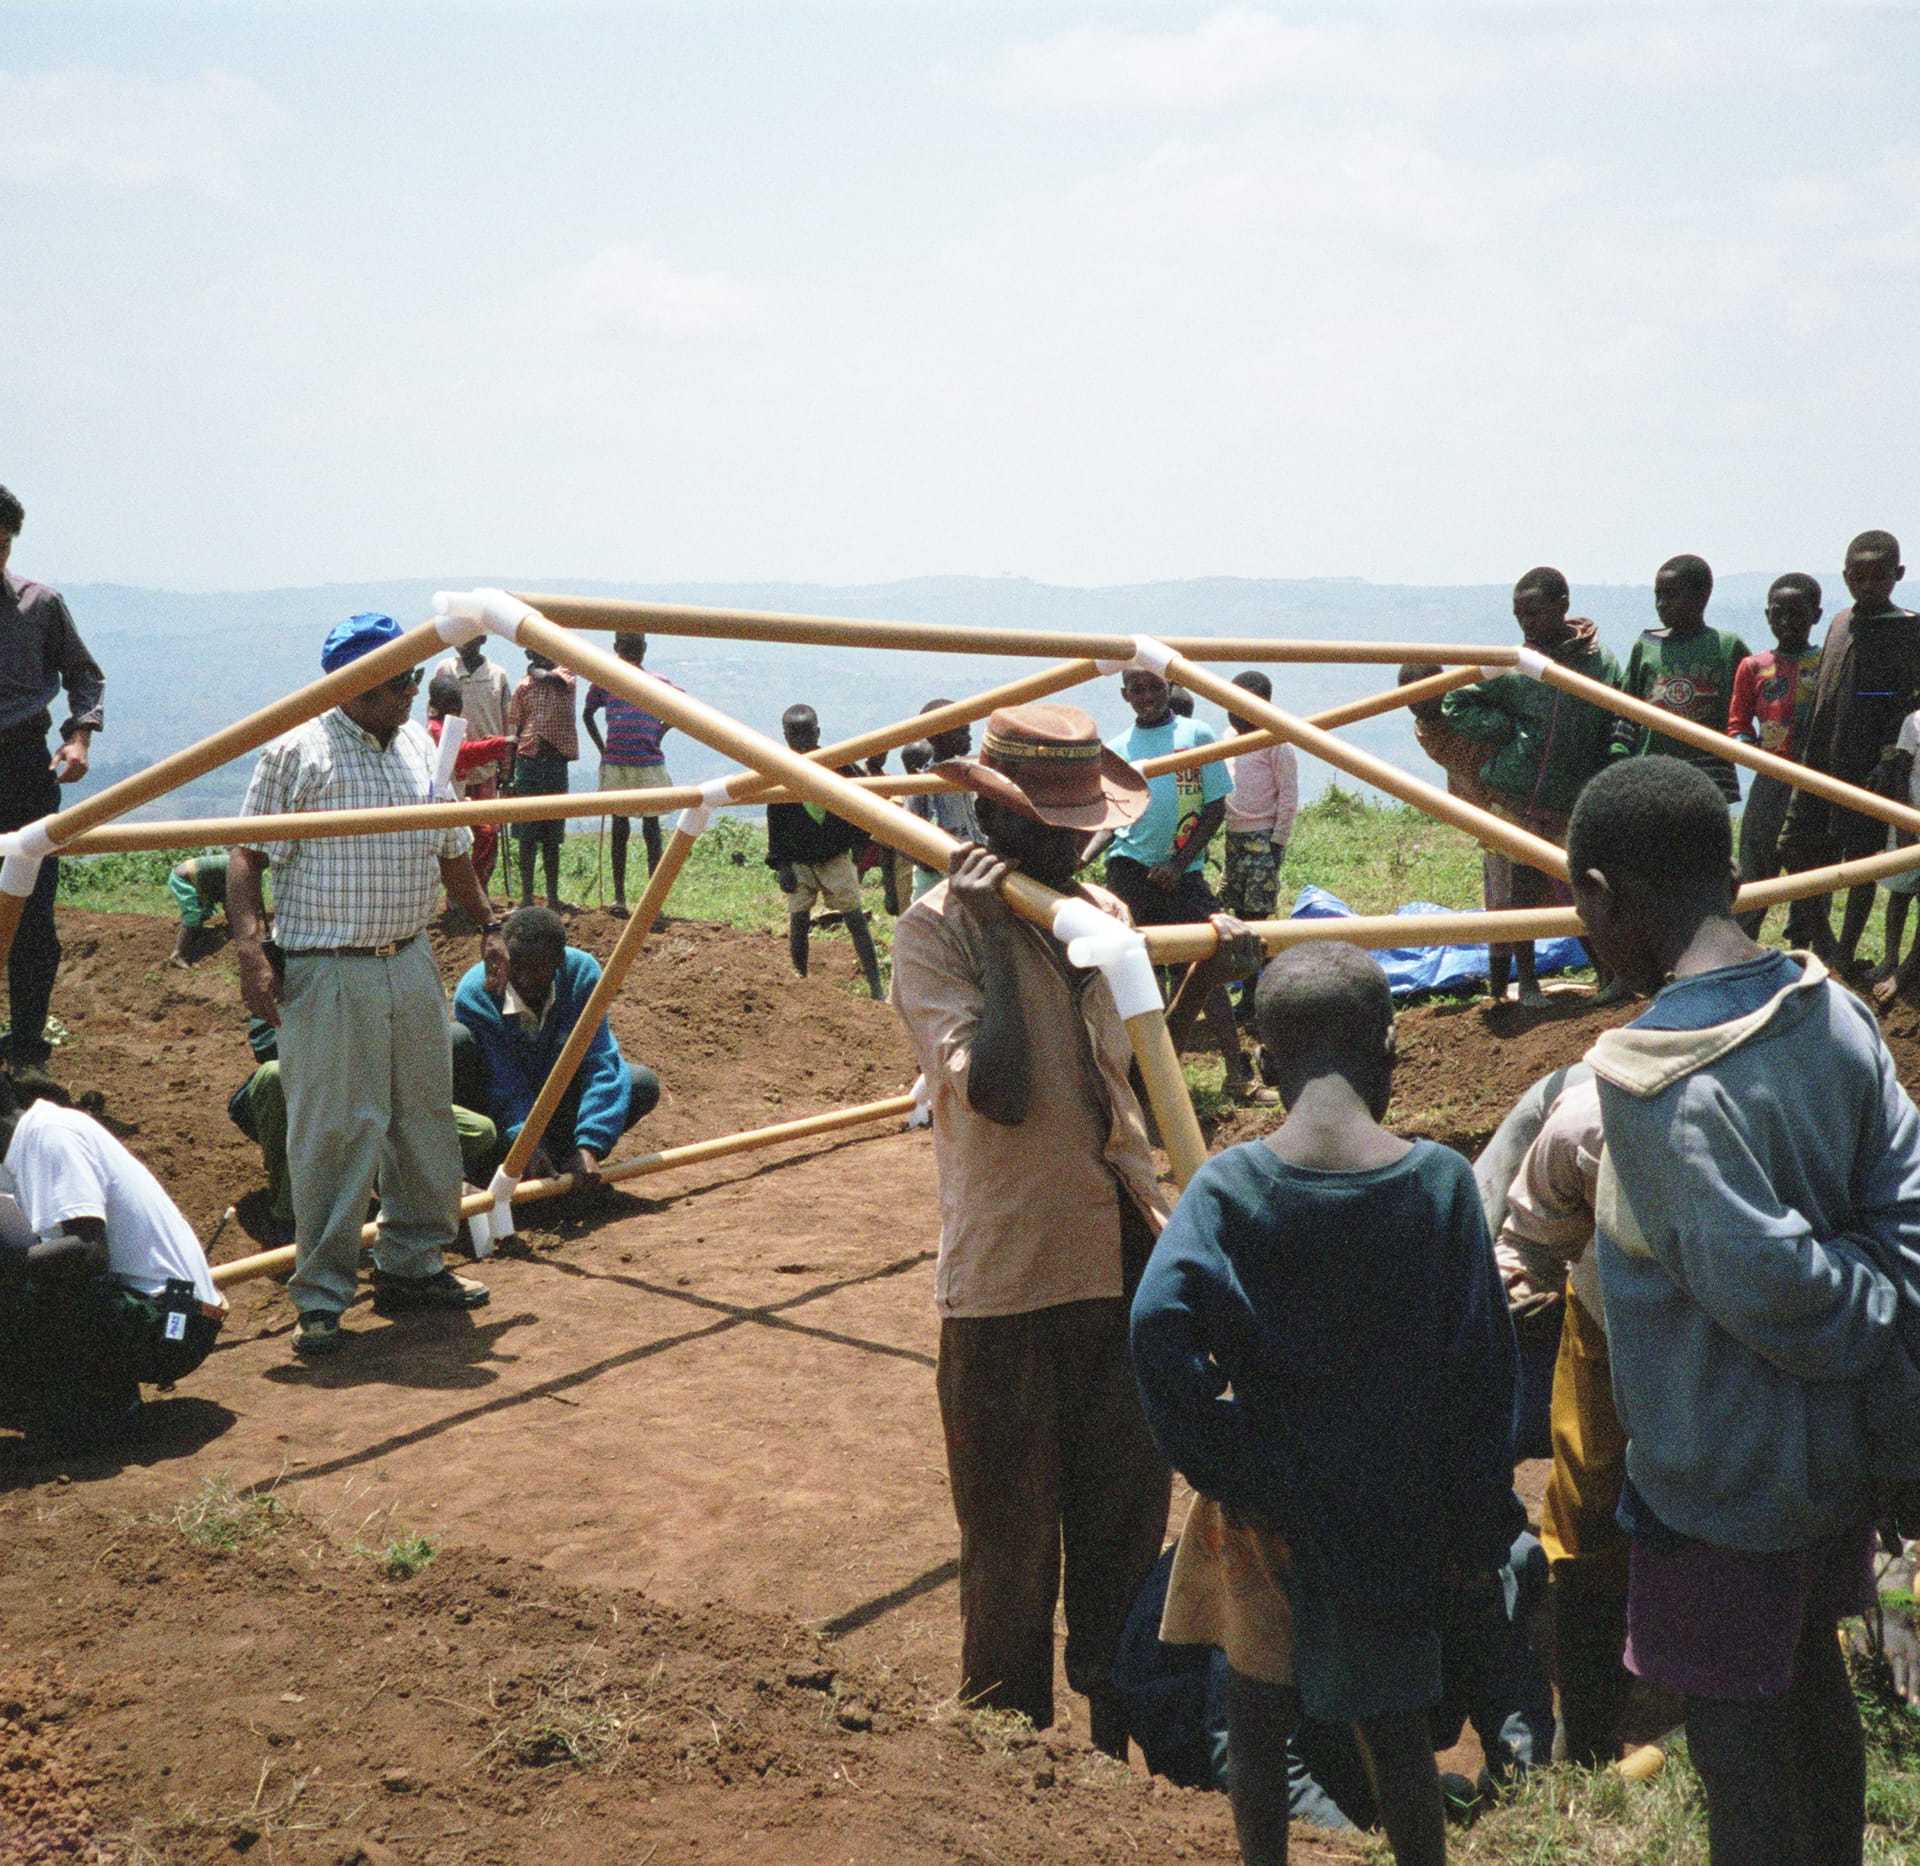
1050, 896, 1164, 1019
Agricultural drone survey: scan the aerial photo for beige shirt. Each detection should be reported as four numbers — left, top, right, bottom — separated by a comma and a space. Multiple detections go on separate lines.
890, 880, 1171, 1319
434, 652, 513, 739
1496, 1074, 1605, 1322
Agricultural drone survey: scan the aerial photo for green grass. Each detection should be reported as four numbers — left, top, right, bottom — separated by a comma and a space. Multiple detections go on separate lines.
364, 1529, 438, 1580
1395, 1657, 1920, 1866
165, 1474, 283, 1554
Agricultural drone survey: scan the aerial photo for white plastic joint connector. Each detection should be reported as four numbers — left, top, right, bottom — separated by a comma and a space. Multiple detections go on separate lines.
905, 1073, 932, 1130
466, 1206, 495, 1259
432, 588, 536, 645
0, 851, 43, 900
1094, 634, 1178, 678
0, 818, 59, 863
431, 715, 468, 801
1513, 647, 1550, 680
678, 776, 734, 839
486, 1166, 520, 1240
1051, 897, 1164, 1020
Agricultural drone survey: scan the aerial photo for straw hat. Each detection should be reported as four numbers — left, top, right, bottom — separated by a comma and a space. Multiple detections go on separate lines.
933, 702, 1148, 832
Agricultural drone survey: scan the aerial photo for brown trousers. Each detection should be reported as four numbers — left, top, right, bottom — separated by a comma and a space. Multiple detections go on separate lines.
937, 1285, 1172, 1731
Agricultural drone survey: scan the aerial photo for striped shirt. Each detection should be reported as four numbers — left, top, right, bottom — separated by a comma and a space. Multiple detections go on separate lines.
583, 678, 677, 765
508, 668, 579, 760
239, 710, 473, 952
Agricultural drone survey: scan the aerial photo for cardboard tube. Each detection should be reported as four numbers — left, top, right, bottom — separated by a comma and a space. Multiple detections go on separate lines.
1140, 667, 1480, 778
1535, 657, 1920, 838
1140, 905, 1586, 964
1166, 655, 1570, 880
1616, 1742, 1667, 1783
210, 1091, 920, 1288
496, 819, 701, 1186
518, 615, 1210, 1182
518, 591, 1519, 669
65, 665, 1477, 855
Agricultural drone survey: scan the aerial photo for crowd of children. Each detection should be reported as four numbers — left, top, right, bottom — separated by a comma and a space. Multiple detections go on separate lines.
113, 536, 1920, 1864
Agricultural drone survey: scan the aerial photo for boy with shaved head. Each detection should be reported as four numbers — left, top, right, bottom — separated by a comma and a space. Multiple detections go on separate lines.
1727, 574, 1822, 939
1132, 943, 1517, 1865
1782, 531, 1920, 966
1572, 755, 1920, 1866
1440, 567, 1619, 1004
1608, 554, 1751, 802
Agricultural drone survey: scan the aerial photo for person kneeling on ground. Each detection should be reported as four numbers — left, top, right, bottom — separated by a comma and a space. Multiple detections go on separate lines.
168, 851, 259, 968
451, 906, 661, 1184
227, 1016, 498, 1247
0, 1070, 226, 1450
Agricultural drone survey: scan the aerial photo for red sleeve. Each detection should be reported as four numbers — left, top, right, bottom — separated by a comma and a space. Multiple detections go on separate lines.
454, 734, 510, 778
1728, 656, 1759, 739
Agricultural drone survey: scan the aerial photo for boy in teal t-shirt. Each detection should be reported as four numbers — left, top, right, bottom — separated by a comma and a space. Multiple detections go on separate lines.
1085, 668, 1266, 1103
1607, 554, 1752, 801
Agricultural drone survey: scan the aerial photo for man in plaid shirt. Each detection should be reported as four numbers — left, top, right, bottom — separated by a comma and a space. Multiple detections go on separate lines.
226, 613, 508, 1357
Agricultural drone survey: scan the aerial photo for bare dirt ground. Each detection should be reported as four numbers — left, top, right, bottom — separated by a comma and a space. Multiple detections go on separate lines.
9, 910, 1916, 1863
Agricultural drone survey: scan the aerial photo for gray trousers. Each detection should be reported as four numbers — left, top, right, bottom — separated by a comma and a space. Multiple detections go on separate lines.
280, 936, 460, 1314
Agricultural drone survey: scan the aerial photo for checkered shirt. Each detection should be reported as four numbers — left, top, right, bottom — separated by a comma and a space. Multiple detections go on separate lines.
507, 669, 579, 759
240, 709, 474, 951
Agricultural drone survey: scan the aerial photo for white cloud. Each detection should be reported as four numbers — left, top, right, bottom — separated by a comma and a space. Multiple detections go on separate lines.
993, 9, 1478, 110
0, 67, 279, 196
540, 242, 761, 342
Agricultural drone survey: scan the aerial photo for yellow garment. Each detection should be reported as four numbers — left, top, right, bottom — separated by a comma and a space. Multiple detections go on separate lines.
1160, 1492, 1297, 1686
1540, 1280, 1629, 1581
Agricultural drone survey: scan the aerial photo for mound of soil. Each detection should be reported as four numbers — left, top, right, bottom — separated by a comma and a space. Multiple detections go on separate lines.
0, 1493, 1325, 1864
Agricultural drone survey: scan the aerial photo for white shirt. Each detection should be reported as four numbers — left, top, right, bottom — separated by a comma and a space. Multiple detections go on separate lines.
4, 1103, 224, 1308
240, 708, 472, 950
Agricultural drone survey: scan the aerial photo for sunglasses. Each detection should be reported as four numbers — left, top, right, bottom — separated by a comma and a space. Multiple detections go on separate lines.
378, 668, 425, 695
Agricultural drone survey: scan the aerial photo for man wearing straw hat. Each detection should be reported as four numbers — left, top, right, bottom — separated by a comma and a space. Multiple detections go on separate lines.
890, 702, 1174, 1756
226, 613, 505, 1358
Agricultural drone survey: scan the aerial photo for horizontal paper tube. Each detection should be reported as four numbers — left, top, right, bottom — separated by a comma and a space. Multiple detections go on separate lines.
517, 590, 1520, 669
209, 1091, 920, 1289
66, 668, 1472, 854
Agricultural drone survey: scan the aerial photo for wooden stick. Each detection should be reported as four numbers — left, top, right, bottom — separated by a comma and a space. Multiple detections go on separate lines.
210, 1091, 920, 1289
496, 818, 699, 1185
65, 665, 1475, 854
518, 590, 1520, 669
1534, 656, 1920, 838
518, 613, 1210, 1183
1166, 655, 1570, 879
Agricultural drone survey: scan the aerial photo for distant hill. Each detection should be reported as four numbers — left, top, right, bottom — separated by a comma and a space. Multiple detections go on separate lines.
53, 571, 1777, 829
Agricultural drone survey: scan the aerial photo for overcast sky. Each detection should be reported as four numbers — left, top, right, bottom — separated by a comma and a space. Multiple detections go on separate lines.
7, 2, 1918, 593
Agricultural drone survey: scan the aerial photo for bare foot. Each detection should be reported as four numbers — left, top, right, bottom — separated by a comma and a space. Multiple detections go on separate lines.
1517, 985, 1550, 1008
1874, 973, 1904, 1011
1590, 978, 1632, 1007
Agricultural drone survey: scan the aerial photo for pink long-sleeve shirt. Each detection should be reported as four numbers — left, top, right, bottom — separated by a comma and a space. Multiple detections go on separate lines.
1224, 742, 1299, 842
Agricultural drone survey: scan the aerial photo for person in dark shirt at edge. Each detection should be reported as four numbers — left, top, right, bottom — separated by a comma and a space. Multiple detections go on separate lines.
764, 703, 885, 999
1781, 530, 1920, 972
0, 485, 105, 1088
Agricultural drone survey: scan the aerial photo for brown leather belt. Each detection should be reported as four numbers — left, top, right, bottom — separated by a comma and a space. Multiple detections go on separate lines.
288, 935, 419, 959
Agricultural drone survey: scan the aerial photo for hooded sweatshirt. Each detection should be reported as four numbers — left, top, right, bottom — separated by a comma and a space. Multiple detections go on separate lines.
1588, 950, 1920, 1552
1439, 620, 1620, 818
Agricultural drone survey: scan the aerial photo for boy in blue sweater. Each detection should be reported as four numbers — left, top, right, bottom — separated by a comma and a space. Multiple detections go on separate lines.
1131, 943, 1517, 1866
1571, 756, 1920, 1866
451, 906, 661, 1183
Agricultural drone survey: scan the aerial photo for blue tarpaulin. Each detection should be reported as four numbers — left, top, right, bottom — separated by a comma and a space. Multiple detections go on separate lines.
1288, 884, 1589, 999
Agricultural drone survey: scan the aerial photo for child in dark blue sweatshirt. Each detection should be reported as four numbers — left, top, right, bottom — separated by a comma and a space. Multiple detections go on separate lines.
1131, 943, 1517, 1866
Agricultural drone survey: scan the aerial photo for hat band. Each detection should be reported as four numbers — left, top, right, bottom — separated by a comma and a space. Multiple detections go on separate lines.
981, 731, 1101, 763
